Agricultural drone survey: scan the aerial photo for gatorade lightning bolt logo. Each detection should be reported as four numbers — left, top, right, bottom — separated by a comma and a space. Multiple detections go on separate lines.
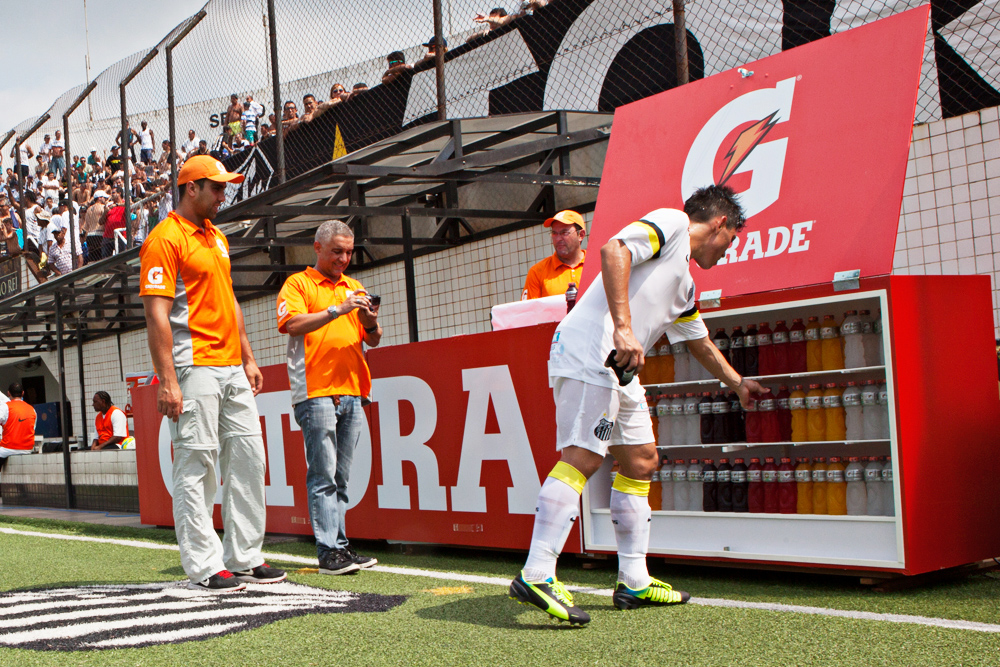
718, 111, 780, 187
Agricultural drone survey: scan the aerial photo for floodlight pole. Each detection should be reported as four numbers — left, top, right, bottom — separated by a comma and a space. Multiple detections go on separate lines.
63, 81, 98, 269
167, 11, 207, 207
673, 0, 688, 85
13, 114, 50, 254
267, 0, 285, 183
119, 48, 159, 250
433, 0, 447, 120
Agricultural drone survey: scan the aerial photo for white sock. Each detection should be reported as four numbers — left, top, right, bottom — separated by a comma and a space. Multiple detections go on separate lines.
611, 488, 652, 590
522, 476, 581, 583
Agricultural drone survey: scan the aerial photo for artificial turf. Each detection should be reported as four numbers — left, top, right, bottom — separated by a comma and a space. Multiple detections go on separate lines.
1, 514, 998, 666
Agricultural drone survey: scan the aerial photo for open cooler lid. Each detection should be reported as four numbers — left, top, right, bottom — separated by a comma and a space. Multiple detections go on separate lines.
581, 6, 929, 300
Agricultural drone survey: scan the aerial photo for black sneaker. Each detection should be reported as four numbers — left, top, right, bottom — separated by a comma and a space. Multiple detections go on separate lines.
319, 550, 361, 575
188, 570, 247, 593
232, 563, 287, 584
344, 545, 378, 569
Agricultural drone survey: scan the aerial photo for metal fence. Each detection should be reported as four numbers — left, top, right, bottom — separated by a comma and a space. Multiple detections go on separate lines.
2, 0, 1000, 281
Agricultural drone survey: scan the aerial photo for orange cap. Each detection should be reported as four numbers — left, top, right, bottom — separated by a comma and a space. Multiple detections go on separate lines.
177, 155, 246, 185
543, 209, 585, 228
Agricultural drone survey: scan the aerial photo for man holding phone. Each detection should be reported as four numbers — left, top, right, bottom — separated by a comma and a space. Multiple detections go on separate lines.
277, 220, 382, 575
509, 185, 766, 625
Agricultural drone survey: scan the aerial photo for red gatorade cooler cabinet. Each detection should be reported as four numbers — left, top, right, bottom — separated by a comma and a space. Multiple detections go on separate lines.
577, 8, 1000, 574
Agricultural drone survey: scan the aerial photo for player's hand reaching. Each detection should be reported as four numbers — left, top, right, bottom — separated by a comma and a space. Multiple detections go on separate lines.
612, 326, 644, 372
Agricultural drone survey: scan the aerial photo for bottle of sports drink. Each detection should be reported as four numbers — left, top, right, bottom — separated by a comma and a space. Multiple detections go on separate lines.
762, 457, 779, 513
658, 337, 674, 383
653, 394, 670, 445
811, 457, 828, 514
672, 341, 690, 383
660, 458, 674, 511
845, 456, 867, 515
826, 456, 847, 515
758, 390, 780, 442
861, 381, 880, 439
772, 320, 790, 375
687, 458, 704, 512
806, 384, 826, 441
843, 382, 863, 440
669, 395, 685, 446
805, 316, 823, 371
712, 392, 731, 443
757, 322, 774, 376
640, 344, 660, 386
790, 385, 808, 442
744, 458, 762, 513
778, 457, 797, 514
730, 326, 746, 375
713, 328, 731, 365
775, 385, 792, 441
744, 392, 761, 443
565, 282, 578, 312
823, 383, 846, 441
731, 458, 749, 512
672, 459, 689, 511
877, 381, 891, 439
716, 458, 733, 512
648, 398, 659, 444
649, 466, 662, 511
882, 456, 895, 516
699, 392, 715, 444
841, 310, 865, 368
789, 318, 807, 372
820, 314, 844, 370
795, 457, 813, 513
744, 323, 759, 376
684, 393, 701, 446
860, 309, 881, 367
728, 391, 746, 442
701, 459, 717, 512
864, 456, 883, 516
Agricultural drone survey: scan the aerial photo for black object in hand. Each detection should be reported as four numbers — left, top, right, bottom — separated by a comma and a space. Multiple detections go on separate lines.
605, 350, 636, 386
368, 294, 381, 308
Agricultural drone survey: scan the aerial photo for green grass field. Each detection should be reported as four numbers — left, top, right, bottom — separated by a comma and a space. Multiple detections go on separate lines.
1, 514, 998, 666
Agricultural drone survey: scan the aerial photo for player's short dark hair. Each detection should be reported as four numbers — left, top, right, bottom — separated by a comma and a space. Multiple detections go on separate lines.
94, 391, 112, 406
684, 184, 746, 232
8, 383, 23, 397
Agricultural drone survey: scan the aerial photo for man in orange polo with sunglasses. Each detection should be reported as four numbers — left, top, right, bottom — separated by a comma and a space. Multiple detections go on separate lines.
140, 155, 285, 593
521, 210, 587, 300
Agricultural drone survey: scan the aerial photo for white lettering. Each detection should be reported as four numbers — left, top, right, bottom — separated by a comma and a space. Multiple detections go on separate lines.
764, 226, 791, 257
450, 366, 541, 514
373, 376, 447, 511
256, 391, 296, 507
789, 220, 814, 253
738, 231, 763, 262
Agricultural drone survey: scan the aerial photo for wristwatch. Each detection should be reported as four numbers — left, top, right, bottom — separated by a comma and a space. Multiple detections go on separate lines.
327, 305, 340, 320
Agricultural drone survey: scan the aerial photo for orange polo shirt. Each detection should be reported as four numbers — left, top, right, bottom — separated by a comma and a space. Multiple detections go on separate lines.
1, 399, 36, 450
95, 406, 128, 443
139, 211, 241, 367
277, 267, 371, 404
521, 251, 586, 300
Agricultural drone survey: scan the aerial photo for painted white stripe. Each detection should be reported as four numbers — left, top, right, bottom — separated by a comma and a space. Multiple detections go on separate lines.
1, 598, 216, 630
4, 526, 1000, 634
85, 622, 246, 648
0, 590, 204, 618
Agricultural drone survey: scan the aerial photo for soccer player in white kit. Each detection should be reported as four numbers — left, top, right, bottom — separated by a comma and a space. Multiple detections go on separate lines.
509, 185, 766, 624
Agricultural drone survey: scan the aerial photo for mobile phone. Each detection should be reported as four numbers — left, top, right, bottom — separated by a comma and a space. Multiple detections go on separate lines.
368, 294, 381, 308
604, 350, 635, 386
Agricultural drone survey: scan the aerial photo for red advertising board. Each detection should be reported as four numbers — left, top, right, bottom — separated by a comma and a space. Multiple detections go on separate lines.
134, 323, 581, 552
581, 6, 929, 298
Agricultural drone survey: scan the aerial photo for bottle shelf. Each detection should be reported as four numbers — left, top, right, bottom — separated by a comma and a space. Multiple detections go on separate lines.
655, 439, 890, 450
590, 508, 896, 521
644, 365, 887, 391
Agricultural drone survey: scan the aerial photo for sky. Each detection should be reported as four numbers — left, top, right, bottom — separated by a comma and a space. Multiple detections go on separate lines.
0, 0, 208, 133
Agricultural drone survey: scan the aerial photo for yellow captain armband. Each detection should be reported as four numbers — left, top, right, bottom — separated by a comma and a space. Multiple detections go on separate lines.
612, 473, 651, 497
548, 461, 587, 494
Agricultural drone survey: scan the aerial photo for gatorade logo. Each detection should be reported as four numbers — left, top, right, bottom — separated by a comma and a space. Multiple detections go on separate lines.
277, 300, 288, 318
681, 77, 795, 219
145, 266, 165, 289
216, 238, 229, 258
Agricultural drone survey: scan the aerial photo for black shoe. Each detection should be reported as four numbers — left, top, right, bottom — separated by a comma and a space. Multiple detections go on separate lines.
319, 549, 361, 575
188, 570, 247, 593
344, 545, 378, 569
232, 563, 287, 584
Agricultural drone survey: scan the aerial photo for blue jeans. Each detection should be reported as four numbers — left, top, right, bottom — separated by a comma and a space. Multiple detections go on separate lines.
50, 156, 65, 178
294, 395, 364, 559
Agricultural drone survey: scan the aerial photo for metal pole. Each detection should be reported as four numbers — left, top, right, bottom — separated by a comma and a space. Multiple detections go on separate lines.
120, 85, 132, 249
167, 12, 206, 207
55, 292, 76, 509
401, 212, 419, 342
433, 0, 447, 120
673, 0, 689, 85
11, 114, 50, 251
77, 324, 88, 449
267, 0, 285, 184
61, 81, 96, 270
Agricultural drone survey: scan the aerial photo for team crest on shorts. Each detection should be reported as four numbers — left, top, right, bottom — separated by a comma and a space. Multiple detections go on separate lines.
0, 581, 405, 652
594, 416, 614, 441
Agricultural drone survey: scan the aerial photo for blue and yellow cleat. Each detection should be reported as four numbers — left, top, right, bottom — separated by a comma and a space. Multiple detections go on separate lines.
509, 571, 590, 625
612, 577, 691, 610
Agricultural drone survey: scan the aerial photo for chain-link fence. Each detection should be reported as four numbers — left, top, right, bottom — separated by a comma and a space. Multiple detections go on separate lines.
3, 0, 1000, 279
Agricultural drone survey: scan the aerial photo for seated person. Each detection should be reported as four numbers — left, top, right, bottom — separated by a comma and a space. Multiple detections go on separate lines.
91, 391, 129, 451
521, 209, 587, 300
0, 384, 35, 469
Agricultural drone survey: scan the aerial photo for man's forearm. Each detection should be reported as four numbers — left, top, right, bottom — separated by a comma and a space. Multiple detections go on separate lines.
686, 336, 742, 390
601, 240, 633, 331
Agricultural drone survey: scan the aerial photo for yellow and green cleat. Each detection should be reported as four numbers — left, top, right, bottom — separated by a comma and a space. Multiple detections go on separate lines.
612, 577, 691, 610
509, 571, 590, 625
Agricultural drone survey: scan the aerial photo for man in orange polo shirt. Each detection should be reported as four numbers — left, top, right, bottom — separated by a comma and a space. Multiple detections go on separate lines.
140, 155, 285, 593
521, 210, 587, 300
0, 384, 36, 468
90, 391, 128, 450
277, 220, 382, 575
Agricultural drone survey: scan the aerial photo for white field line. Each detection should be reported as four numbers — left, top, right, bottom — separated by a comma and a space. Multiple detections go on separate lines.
2, 526, 999, 634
